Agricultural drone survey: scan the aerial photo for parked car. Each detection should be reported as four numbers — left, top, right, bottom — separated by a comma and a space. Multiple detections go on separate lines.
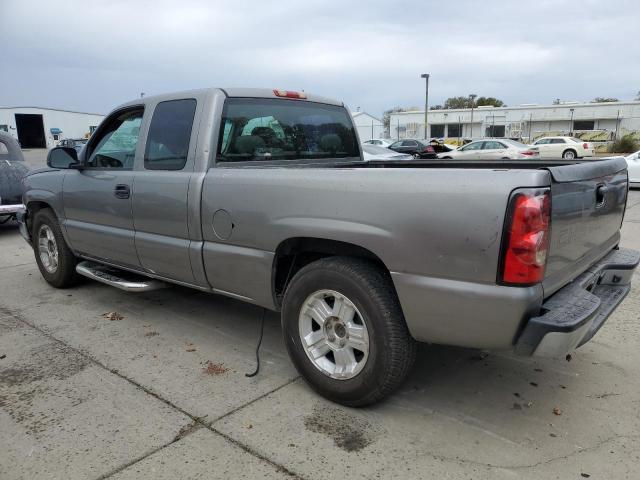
57, 138, 88, 155
428, 139, 458, 154
0, 132, 29, 222
18, 87, 638, 407
438, 139, 540, 160
388, 139, 436, 158
530, 136, 595, 159
362, 144, 413, 161
363, 139, 394, 148
626, 150, 640, 188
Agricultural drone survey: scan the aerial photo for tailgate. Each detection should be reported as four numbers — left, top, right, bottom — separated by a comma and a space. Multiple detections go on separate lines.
543, 157, 628, 297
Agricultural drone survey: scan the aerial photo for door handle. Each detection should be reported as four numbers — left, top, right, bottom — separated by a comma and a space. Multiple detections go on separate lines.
114, 184, 130, 199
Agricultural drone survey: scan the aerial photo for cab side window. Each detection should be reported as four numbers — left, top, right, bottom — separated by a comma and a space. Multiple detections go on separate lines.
86, 108, 144, 169
144, 99, 197, 170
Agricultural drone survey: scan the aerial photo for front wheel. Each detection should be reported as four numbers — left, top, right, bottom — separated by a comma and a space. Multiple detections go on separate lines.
32, 208, 80, 288
282, 257, 417, 406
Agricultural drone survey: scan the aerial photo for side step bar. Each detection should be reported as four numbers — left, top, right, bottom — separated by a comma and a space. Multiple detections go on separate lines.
76, 261, 167, 292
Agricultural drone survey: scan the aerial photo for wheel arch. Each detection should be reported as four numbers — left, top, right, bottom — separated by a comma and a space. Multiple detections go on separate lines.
272, 237, 392, 308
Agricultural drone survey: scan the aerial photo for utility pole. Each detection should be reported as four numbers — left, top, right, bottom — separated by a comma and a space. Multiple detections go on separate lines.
614, 109, 620, 141
444, 113, 448, 139
528, 113, 533, 142
569, 108, 575, 135
469, 94, 477, 139
421, 74, 430, 140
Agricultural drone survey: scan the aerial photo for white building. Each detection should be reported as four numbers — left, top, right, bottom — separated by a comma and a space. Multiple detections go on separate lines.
351, 111, 384, 141
0, 107, 105, 149
389, 101, 640, 142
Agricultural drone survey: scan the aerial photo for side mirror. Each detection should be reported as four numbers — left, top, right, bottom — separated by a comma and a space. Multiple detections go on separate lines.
47, 147, 80, 169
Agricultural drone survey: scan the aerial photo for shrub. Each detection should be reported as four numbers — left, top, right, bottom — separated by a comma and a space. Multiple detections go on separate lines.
610, 134, 639, 153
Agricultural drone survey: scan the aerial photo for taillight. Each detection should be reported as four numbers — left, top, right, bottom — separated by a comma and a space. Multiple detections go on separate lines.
583, 143, 589, 149
273, 89, 307, 99
424, 146, 434, 152
499, 189, 551, 285
521, 150, 538, 156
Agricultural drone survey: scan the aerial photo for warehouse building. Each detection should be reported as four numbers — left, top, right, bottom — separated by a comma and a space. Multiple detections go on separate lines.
0, 107, 105, 149
388, 101, 640, 143
351, 111, 384, 141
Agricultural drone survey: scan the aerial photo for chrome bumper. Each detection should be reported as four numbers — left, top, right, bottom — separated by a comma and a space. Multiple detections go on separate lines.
0, 203, 24, 215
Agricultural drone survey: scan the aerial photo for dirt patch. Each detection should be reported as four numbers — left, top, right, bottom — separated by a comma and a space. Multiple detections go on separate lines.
202, 361, 229, 375
144, 331, 159, 337
304, 404, 379, 452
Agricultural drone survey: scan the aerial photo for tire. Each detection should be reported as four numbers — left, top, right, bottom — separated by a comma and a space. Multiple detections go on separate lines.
441, 156, 452, 159
282, 256, 417, 406
562, 149, 577, 159
32, 208, 80, 288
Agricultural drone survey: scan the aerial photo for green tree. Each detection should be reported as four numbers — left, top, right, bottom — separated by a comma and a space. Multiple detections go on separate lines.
442, 95, 505, 109
591, 97, 619, 103
475, 96, 505, 107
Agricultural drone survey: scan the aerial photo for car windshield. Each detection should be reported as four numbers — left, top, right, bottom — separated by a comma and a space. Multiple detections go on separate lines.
217, 98, 360, 163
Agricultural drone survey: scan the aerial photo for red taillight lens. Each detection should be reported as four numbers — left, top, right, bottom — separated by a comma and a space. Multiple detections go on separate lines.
500, 189, 551, 285
521, 150, 537, 156
424, 146, 435, 152
583, 143, 589, 149
273, 89, 307, 99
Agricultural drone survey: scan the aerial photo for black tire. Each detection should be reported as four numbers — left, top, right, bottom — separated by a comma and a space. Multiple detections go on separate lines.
282, 256, 417, 406
441, 156, 452, 159
562, 149, 577, 159
32, 208, 80, 288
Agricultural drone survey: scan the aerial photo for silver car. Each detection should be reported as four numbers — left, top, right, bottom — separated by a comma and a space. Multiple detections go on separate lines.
438, 139, 540, 160
362, 144, 413, 161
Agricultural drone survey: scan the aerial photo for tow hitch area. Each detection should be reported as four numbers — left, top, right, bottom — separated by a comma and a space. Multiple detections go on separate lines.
515, 248, 640, 357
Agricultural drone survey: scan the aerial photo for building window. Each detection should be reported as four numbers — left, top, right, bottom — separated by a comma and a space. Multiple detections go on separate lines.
447, 123, 461, 138
430, 124, 445, 138
405, 122, 420, 138
573, 120, 594, 130
485, 125, 505, 137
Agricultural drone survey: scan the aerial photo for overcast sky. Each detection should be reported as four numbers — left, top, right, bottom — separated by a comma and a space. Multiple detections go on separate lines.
1, 0, 638, 118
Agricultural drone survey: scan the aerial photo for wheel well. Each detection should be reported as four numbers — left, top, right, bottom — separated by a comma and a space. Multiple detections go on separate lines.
26, 201, 53, 234
563, 148, 577, 156
272, 237, 389, 305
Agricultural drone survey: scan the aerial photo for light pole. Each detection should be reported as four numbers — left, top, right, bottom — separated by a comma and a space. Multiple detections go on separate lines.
444, 113, 448, 139
569, 108, 575, 135
421, 74, 430, 139
469, 94, 477, 139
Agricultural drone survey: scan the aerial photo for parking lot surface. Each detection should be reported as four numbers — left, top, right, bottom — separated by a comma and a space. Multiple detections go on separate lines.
2, 150, 640, 479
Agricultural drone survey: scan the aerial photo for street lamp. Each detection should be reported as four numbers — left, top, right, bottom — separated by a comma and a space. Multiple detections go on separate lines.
469, 94, 477, 139
444, 113, 448, 139
421, 74, 430, 140
569, 108, 575, 135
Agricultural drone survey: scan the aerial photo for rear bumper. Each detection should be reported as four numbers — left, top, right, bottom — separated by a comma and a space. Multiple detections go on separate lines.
515, 247, 639, 357
0, 203, 24, 216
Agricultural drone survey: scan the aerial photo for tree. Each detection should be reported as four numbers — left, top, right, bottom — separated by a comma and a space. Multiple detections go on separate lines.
475, 96, 505, 107
636, 91, 640, 101
442, 95, 505, 109
591, 97, 619, 103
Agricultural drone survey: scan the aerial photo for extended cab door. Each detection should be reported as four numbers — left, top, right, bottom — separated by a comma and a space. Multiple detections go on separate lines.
533, 138, 553, 158
131, 97, 200, 284
62, 107, 144, 269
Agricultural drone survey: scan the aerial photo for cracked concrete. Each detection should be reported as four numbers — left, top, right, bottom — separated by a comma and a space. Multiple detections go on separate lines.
1, 150, 640, 479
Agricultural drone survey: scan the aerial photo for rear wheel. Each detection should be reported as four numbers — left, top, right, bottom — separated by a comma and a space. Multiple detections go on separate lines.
562, 149, 577, 159
282, 257, 416, 406
32, 208, 80, 288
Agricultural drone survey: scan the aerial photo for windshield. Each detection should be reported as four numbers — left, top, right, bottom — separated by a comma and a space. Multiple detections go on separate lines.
501, 139, 528, 148
217, 98, 360, 163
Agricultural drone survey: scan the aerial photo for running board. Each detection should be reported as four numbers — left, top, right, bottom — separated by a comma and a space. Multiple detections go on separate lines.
76, 261, 167, 292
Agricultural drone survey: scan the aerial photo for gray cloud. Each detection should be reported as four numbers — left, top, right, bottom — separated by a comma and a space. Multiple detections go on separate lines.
1, 0, 638, 117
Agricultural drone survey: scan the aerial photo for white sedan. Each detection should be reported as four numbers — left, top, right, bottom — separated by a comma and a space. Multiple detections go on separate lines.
362, 144, 413, 161
363, 139, 395, 148
437, 139, 540, 160
530, 136, 595, 159
626, 150, 640, 188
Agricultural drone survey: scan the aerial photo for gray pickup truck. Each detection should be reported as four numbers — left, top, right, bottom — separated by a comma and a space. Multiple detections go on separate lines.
18, 88, 639, 406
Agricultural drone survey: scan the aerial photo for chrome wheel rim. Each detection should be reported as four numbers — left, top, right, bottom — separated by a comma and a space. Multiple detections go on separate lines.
298, 289, 370, 380
564, 151, 575, 159
37, 225, 59, 273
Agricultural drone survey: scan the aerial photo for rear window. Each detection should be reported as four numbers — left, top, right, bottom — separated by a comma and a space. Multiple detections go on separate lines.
217, 98, 359, 163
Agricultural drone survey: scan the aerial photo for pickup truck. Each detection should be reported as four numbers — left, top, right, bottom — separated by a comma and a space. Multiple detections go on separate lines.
18, 88, 639, 406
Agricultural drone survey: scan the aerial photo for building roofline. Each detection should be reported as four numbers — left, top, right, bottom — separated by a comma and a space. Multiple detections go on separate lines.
351, 111, 382, 122
0, 106, 105, 116
390, 100, 640, 115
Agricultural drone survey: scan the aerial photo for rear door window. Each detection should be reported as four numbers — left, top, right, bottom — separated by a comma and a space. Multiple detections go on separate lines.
217, 98, 359, 164
144, 99, 197, 170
